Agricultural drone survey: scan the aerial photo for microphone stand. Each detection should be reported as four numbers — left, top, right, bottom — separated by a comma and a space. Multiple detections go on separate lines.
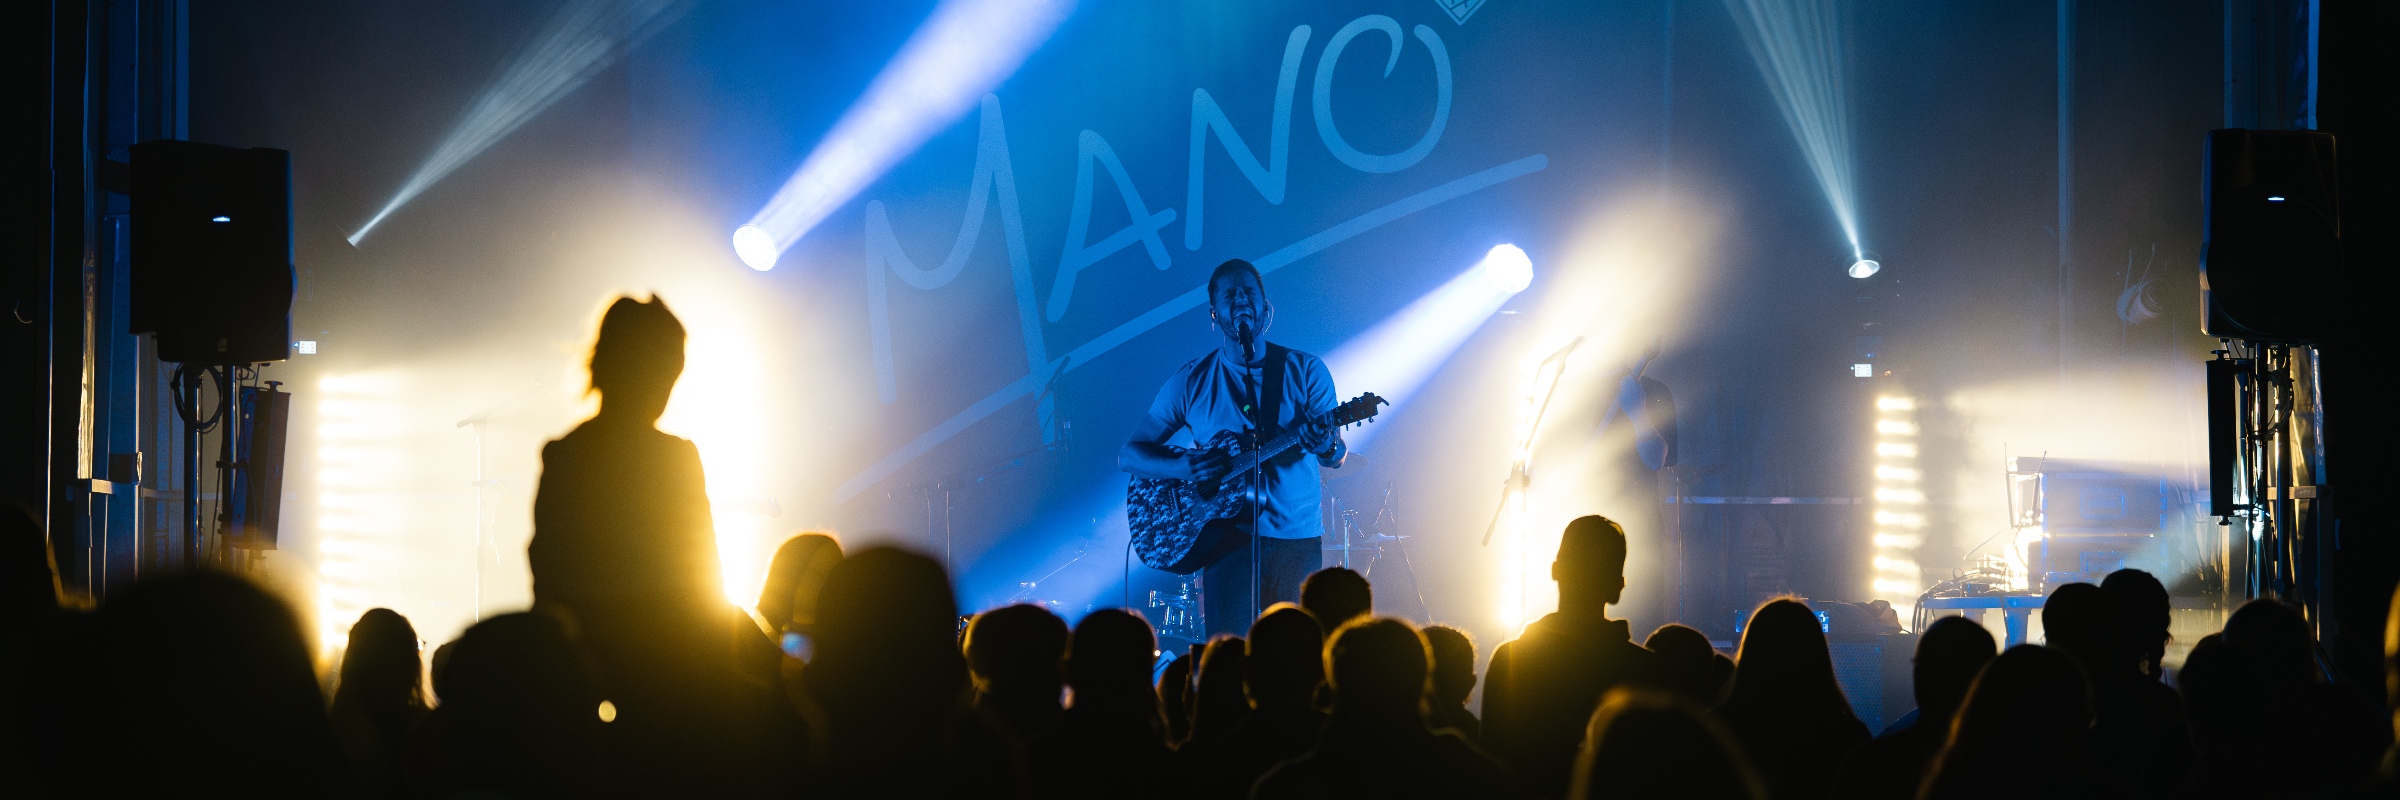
1241, 324, 1262, 627
1481, 337, 1582, 546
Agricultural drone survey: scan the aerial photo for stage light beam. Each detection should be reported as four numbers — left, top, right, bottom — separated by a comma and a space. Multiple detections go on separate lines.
1325, 245, 1529, 449
732, 0, 1077, 270
1725, 0, 1867, 268
348, 0, 690, 245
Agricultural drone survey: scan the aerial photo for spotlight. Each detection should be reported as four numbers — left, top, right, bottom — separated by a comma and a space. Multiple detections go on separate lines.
1848, 259, 1881, 278
733, 225, 778, 271
1480, 244, 1533, 293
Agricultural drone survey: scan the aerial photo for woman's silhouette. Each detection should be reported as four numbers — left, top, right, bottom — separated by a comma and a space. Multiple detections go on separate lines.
1712, 599, 1870, 800
528, 295, 797, 796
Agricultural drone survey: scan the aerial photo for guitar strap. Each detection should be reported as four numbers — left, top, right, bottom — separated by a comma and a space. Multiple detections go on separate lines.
1260, 343, 1290, 440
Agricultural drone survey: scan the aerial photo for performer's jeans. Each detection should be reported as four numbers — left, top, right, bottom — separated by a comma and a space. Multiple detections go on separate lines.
1201, 534, 1321, 637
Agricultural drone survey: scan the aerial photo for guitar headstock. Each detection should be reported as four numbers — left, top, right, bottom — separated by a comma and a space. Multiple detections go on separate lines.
1326, 392, 1389, 428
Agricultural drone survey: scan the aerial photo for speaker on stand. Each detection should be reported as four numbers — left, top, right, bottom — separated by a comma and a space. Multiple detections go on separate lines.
126, 140, 295, 567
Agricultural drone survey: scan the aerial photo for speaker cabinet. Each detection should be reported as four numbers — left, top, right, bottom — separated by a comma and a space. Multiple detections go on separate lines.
2201, 129, 2341, 343
129, 140, 294, 365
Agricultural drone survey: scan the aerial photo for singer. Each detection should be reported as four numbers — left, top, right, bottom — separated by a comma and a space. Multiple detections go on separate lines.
1119, 259, 1347, 636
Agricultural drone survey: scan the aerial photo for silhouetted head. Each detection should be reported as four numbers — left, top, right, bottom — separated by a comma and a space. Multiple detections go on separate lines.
2040, 582, 2111, 671
1570, 688, 1765, 800
337, 608, 425, 712
1190, 634, 1251, 740
84, 570, 342, 793
1246, 605, 1326, 710
2100, 568, 2170, 676
963, 603, 1069, 699
0, 502, 59, 624
1912, 616, 1997, 726
587, 295, 686, 423
1064, 609, 1163, 736
1946, 644, 2091, 752
2221, 598, 2316, 686
1645, 623, 1725, 705
1422, 624, 1478, 706
2176, 633, 2265, 749
1301, 567, 1373, 629
807, 547, 966, 718
1726, 599, 1853, 718
1325, 617, 1430, 718
1553, 515, 1629, 611
756, 532, 843, 635
432, 612, 605, 797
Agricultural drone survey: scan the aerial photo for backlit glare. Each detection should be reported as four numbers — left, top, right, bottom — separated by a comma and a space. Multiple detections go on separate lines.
1875, 421, 1919, 435
1479, 244, 1534, 293
1876, 397, 1915, 410
1873, 511, 1923, 527
1874, 466, 1920, 481
1873, 533, 1923, 548
1874, 488, 1925, 504
1876, 443, 1918, 457
1873, 556, 1919, 574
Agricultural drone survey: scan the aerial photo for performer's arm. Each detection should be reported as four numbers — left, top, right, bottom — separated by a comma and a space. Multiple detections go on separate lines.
1120, 413, 1234, 483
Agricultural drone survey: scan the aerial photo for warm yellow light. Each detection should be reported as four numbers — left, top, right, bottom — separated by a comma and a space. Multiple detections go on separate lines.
1873, 533, 1923, 548
1875, 420, 1919, 435
1874, 466, 1920, 481
1873, 488, 1925, 503
1872, 511, 1924, 527
1872, 579, 1919, 594
1876, 397, 1916, 410
1876, 443, 1918, 457
1873, 556, 1920, 574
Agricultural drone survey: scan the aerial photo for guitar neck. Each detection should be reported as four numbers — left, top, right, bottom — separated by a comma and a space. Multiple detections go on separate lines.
1225, 420, 1315, 476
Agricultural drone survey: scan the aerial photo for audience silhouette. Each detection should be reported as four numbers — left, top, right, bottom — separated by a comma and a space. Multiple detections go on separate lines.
1253, 617, 1508, 798
1713, 598, 1870, 800
1568, 687, 1764, 800
758, 532, 845, 656
2179, 599, 2391, 799
68, 570, 345, 797
2039, 577, 2194, 798
1301, 567, 1373, 630
1918, 643, 2094, 800
332, 608, 431, 799
801, 546, 971, 797
1160, 651, 1197, 746
1187, 634, 1252, 745
1642, 623, 1729, 706
526, 295, 799, 797
406, 611, 605, 799
1826, 615, 1995, 800
956, 602, 1071, 798
1022, 608, 1174, 797
1177, 606, 1327, 799
1422, 624, 1482, 742
1482, 515, 1663, 799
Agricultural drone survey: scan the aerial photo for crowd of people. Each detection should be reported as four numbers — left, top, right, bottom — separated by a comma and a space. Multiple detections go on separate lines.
7, 502, 2399, 798
6, 298, 2394, 798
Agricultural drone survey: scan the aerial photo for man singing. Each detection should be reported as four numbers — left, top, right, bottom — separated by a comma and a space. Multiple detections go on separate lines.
1120, 259, 1346, 637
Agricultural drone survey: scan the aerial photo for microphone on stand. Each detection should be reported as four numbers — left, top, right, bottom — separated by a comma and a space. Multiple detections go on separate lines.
1237, 318, 1256, 348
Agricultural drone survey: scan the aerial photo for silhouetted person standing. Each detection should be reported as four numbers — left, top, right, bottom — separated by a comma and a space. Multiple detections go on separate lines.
528, 295, 798, 797
955, 603, 1071, 798
1826, 615, 1995, 800
1568, 688, 1764, 800
1301, 567, 1373, 630
1178, 606, 1326, 799
1918, 644, 2094, 800
406, 612, 605, 800
2180, 599, 2390, 799
1253, 617, 1508, 798
1711, 599, 1869, 800
757, 532, 844, 721
1482, 515, 1663, 799
332, 608, 431, 799
1423, 625, 1482, 742
1024, 609, 1175, 798
2043, 578, 2194, 798
801, 547, 971, 798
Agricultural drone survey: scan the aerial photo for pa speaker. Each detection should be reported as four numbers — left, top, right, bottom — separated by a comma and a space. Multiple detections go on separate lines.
129, 140, 294, 365
2200, 129, 2341, 343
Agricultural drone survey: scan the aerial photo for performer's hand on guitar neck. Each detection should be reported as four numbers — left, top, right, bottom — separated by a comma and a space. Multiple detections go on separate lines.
1300, 418, 1345, 469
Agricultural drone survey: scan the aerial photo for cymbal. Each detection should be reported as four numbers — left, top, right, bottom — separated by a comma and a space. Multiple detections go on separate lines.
1319, 450, 1373, 480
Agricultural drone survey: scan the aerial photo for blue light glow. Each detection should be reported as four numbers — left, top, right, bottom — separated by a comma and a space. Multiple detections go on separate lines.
212, 216, 232, 223
734, 0, 1077, 270
2266, 196, 2285, 201
1325, 249, 1525, 449
1848, 258, 1880, 278
347, 0, 690, 245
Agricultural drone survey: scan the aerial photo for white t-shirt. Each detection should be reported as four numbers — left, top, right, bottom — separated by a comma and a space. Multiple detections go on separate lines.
1141, 344, 1338, 540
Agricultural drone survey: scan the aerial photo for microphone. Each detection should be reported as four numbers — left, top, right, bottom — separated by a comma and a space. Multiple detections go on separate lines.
1237, 319, 1257, 348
